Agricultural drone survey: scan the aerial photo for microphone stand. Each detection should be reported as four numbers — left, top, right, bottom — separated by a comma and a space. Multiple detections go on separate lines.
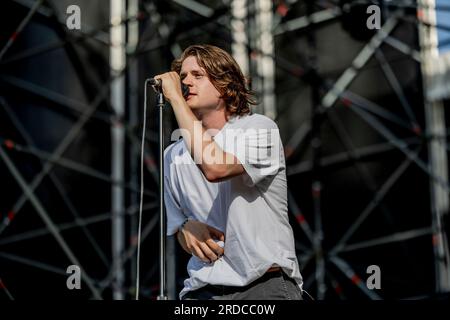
155, 84, 168, 300
147, 79, 187, 300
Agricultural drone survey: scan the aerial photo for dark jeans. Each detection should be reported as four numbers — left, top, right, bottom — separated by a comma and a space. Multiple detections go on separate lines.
182, 269, 303, 300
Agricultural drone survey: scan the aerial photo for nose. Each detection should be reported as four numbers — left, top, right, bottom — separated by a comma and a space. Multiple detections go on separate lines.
182, 74, 193, 87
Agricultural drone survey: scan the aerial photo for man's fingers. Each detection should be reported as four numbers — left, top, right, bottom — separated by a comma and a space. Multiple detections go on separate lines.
192, 245, 207, 262
206, 239, 224, 257
207, 225, 225, 241
199, 242, 218, 263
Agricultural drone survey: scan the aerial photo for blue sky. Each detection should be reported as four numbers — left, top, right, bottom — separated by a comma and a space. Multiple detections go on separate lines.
436, 0, 450, 54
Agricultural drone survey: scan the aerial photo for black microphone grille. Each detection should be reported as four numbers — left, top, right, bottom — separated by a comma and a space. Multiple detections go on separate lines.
182, 84, 190, 98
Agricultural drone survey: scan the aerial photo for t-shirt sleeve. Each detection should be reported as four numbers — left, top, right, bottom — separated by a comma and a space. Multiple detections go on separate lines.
215, 117, 283, 187
164, 146, 187, 236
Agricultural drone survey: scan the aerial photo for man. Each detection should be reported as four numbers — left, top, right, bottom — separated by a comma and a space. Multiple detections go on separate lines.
155, 44, 303, 300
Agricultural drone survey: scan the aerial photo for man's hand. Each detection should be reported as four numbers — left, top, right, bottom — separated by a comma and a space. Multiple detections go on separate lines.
154, 71, 183, 103
177, 220, 225, 263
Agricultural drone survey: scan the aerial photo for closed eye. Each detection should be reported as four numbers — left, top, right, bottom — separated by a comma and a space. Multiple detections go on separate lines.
180, 71, 204, 80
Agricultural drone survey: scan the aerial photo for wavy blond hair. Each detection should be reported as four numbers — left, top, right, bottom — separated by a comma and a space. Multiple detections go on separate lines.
171, 44, 256, 116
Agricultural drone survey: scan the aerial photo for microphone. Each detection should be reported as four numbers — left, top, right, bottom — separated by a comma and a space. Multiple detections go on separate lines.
147, 78, 161, 87
147, 77, 190, 98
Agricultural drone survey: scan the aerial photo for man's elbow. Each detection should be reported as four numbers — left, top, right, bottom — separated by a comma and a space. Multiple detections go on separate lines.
201, 164, 244, 182
203, 168, 222, 182
201, 165, 226, 183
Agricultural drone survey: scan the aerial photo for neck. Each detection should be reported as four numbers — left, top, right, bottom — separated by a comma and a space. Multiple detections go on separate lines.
193, 106, 229, 132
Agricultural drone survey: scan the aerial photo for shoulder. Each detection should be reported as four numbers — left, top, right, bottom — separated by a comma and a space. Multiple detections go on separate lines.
164, 139, 185, 162
163, 139, 188, 177
230, 113, 279, 131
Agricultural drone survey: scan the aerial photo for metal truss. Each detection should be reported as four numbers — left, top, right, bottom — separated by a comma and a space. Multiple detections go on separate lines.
0, 0, 449, 300
281, 0, 450, 299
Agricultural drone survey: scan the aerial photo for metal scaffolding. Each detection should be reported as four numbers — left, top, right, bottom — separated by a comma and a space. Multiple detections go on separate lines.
417, 0, 450, 293
0, 0, 449, 300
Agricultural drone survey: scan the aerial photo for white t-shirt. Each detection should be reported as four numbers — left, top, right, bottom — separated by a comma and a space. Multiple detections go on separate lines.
164, 113, 303, 299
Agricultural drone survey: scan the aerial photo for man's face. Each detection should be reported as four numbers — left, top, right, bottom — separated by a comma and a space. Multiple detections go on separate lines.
180, 56, 223, 112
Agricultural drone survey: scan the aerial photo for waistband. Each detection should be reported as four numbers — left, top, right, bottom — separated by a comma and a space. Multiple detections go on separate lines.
266, 266, 281, 273
194, 268, 285, 296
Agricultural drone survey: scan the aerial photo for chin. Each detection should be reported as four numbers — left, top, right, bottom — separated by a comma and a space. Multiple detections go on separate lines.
188, 103, 204, 110
186, 102, 197, 109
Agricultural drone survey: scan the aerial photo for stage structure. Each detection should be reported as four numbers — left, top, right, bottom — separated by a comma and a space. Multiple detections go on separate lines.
0, 0, 449, 300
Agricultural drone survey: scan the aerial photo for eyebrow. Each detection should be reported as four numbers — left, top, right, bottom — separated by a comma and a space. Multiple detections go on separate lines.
180, 69, 205, 78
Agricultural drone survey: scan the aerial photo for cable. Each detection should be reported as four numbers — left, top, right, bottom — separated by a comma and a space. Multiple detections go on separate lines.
135, 79, 151, 300
302, 289, 315, 301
